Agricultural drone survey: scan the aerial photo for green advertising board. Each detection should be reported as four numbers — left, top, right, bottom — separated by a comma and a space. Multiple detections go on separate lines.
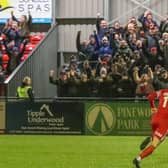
85, 101, 152, 135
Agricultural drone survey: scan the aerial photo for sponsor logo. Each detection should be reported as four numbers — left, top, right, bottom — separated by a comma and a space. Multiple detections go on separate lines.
27, 104, 64, 126
0, 0, 14, 12
86, 103, 116, 135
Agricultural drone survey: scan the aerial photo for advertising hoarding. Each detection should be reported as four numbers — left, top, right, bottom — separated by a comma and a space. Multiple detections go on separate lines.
85, 101, 151, 135
0, 0, 52, 23
6, 101, 84, 134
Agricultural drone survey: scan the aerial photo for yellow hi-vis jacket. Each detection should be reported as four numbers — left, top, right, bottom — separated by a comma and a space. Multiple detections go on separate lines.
17, 86, 32, 98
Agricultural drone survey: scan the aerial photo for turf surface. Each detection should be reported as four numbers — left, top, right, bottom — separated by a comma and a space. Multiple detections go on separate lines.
0, 135, 167, 168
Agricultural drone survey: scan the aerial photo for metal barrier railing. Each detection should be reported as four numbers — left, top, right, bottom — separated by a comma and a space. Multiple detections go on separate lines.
2, 96, 148, 102
4, 24, 59, 98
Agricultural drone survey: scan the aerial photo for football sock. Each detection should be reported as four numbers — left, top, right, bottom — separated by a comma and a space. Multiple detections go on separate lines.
140, 136, 151, 150
139, 145, 155, 159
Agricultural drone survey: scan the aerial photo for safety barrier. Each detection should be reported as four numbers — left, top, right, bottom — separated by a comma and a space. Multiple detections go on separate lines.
4, 24, 58, 98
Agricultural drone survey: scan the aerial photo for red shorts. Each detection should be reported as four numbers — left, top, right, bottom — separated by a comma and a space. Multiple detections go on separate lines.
151, 114, 168, 140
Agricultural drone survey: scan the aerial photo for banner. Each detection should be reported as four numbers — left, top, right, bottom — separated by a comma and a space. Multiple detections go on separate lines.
0, 0, 52, 23
85, 101, 152, 135
6, 101, 84, 134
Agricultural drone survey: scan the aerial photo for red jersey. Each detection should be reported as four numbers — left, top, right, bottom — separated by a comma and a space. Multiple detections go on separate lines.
148, 89, 168, 118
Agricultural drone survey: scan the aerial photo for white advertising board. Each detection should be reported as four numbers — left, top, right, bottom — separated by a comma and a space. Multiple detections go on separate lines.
0, 0, 52, 23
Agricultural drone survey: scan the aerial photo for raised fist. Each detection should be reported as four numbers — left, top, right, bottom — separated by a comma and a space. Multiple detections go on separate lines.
97, 12, 101, 18
49, 70, 55, 77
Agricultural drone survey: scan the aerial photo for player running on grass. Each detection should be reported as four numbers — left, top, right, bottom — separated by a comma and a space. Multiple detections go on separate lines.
133, 89, 168, 168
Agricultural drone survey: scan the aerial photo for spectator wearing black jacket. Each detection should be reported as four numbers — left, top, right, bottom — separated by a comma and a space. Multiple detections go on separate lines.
49, 70, 69, 97
76, 31, 90, 61
80, 60, 92, 79
143, 27, 161, 68
85, 34, 98, 66
2, 21, 22, 48
153, 68, 168, 90
160, 15, 168, 34
1, 18, 13, 43
111, 21, 124, 38
3, 38, 27, 74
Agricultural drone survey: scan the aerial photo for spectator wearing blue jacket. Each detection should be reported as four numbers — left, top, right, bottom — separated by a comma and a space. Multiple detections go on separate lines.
96, 13, 109, 40
94, 32, 113, 63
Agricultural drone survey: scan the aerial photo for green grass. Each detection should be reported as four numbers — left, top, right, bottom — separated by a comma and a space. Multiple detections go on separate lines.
0, 135, 167, 168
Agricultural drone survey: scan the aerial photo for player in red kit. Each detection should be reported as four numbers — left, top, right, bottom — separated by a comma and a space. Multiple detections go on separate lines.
133, 89, 168, 168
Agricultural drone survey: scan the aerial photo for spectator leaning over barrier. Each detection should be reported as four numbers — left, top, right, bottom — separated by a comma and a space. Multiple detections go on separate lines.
16, 76, 34, 101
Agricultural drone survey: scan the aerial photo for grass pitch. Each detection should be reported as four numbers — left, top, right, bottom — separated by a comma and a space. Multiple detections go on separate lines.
0, 135, 167, 168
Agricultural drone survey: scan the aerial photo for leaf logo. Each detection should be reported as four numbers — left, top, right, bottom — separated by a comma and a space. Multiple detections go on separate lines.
86, 103, 116, 135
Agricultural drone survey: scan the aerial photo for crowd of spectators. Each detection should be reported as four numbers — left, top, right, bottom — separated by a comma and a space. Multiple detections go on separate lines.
50, 10, 168, 98
0, 11, 32, 83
